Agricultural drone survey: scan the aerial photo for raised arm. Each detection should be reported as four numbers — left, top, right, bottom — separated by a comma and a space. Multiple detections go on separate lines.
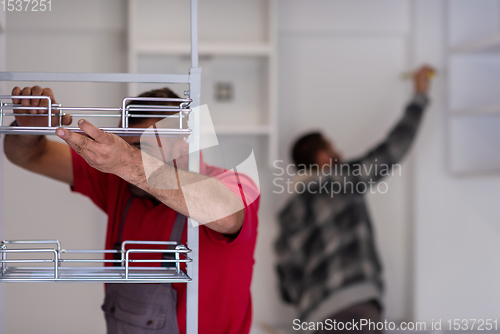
337, 66, 434, 185
4, 86, 74, 185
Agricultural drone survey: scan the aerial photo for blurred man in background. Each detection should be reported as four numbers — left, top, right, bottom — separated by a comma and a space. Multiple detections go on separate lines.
275, 66, 434, 333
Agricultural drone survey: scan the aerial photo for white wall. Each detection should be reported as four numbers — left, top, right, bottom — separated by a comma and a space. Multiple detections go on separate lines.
413, 0, 500, 321
3, 1, 126, 333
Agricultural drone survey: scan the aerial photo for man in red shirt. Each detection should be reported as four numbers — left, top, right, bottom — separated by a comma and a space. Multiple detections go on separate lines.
4, 86, 260, 334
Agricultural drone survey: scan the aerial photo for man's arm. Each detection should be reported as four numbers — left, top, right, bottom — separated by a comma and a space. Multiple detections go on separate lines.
4, 133, 73, 185
4, 86, 74, 185
56, 121, 245, 235
338, 66, 434, 185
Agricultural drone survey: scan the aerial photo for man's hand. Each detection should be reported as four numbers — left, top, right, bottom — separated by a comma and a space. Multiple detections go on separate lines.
413, 65, 435, 96
56, 119, 138, 177
12, 86, 72, 127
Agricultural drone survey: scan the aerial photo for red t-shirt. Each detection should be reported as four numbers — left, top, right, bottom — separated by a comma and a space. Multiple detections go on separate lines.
70, 149, 260, 334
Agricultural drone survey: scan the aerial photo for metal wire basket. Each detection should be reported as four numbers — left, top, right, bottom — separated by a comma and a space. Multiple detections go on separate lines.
0, 240, 192, 283
0, 95, 193, 137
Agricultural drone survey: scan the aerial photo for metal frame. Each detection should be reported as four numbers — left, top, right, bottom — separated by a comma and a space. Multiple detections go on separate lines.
187, 1, 201, 332
0, 0, 201, 332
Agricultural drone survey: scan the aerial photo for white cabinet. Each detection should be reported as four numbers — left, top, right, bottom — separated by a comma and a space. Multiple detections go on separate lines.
127, 0, 278, 163
447, 0, 500, 174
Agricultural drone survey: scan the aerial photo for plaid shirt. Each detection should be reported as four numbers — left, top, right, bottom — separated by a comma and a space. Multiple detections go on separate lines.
275, 95, 429, 322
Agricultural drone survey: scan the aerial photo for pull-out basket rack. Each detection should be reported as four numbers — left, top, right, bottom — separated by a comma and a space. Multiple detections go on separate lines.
0, 240, 192, 283
0, 95, 193, 137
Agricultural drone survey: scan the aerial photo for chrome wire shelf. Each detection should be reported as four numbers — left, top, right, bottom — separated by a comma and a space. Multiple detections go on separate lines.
0, 95, 193, 137
0, 240, 192, 283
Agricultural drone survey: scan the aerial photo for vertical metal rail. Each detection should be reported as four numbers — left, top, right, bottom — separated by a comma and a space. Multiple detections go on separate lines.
267, 0, 278, 166
187, 0, 201, 333
0, 243, 5, 275
0, 25, 6, 333
190, 0, 199, 69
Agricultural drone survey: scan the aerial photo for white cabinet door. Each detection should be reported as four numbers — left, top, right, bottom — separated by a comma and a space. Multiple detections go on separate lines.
447, 0, 500, 174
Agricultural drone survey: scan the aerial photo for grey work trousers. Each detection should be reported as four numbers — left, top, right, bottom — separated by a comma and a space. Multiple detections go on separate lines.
102, 283, 180, 334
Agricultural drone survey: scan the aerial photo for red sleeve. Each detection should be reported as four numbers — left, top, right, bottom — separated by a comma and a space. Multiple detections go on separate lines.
70, 148, 109, 212
202, 167, 260, 245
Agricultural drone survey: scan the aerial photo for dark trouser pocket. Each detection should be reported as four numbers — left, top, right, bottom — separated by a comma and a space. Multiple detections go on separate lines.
102, 284, 179, 334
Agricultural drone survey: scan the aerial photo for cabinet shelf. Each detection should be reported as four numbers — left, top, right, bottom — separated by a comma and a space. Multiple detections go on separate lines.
129, 0, 278, 164
451, 33, 500, 54
136, 41, 273, 57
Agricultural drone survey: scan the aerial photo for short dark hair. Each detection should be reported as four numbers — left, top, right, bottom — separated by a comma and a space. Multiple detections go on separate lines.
127, 87, 181, 127
291, 132, 328, 170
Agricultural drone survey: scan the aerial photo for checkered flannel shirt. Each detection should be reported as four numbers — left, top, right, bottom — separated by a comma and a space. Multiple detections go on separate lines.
275, 94, 429, 320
